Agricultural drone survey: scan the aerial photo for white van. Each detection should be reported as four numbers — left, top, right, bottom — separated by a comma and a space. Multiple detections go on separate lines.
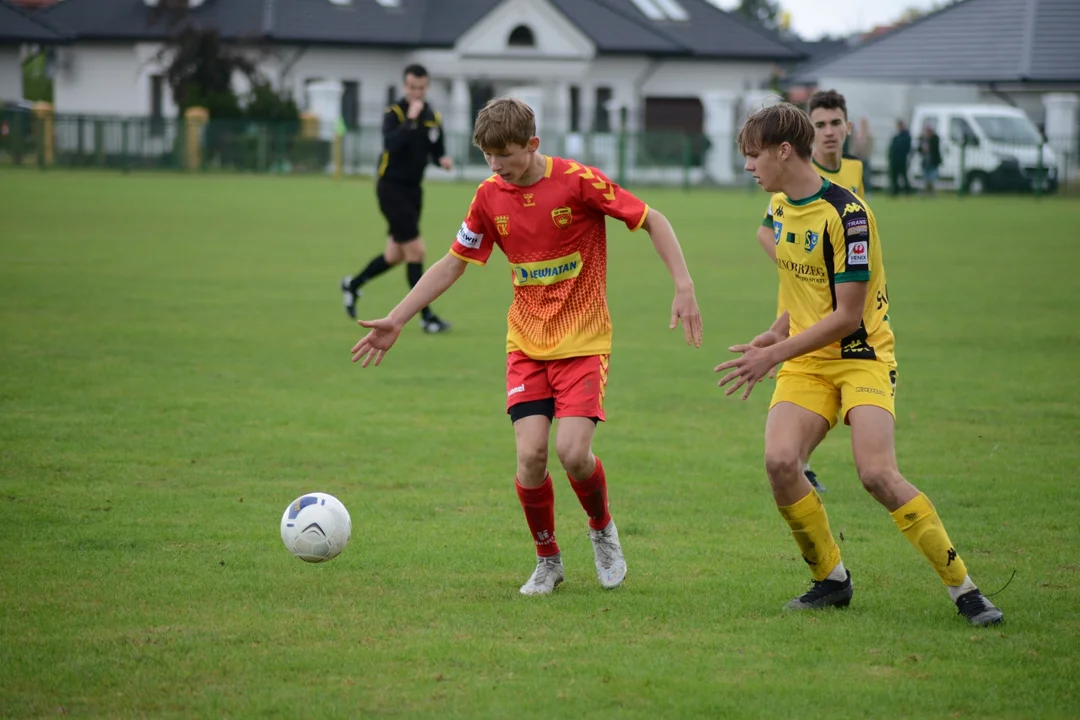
908, 104, 1058, 194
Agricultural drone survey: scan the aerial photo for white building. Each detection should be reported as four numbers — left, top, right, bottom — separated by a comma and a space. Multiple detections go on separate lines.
37, 0, 804, 183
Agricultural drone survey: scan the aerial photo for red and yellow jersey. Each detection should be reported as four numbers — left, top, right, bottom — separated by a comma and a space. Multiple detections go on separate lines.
450, 156, 649, 360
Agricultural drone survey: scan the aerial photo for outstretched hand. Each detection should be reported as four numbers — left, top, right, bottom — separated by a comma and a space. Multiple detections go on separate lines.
351, 317, 404, 368
671, 286, 703, 348
714, 342, 779, 400
749, 329, 786, 380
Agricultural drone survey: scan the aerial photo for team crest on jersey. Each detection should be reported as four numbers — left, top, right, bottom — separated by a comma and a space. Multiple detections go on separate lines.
552, 207, 572, 230
494, 215, 510, 237
773, 221, 783, 245
804, 230, 819, 253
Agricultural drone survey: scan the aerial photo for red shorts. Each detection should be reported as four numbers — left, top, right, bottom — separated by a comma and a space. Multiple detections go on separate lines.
506, 351, 609, 421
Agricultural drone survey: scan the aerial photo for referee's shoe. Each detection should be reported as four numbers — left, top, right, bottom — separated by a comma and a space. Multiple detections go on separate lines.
421, 314, 452, 334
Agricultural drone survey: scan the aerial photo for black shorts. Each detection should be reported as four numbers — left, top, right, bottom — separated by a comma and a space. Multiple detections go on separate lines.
376, 179, 422, 243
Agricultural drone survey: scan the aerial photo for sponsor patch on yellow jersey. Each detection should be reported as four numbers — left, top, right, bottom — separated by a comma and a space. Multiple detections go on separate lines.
511, 252, 583, 286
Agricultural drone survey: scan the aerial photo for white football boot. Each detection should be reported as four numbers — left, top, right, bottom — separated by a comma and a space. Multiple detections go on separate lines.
589, 520, 627, 589
519, 554, 565, 595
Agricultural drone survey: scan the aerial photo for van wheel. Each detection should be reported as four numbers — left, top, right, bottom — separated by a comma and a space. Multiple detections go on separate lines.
966, 171, 988, 195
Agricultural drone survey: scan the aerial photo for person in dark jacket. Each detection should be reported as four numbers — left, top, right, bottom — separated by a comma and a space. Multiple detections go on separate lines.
888, 120, 912, 196
342, 64, 454, 333
918, 123, 942, 197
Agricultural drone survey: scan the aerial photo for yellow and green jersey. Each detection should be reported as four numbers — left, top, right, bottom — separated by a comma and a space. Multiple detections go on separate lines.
760, 179, 894, 365
812, 155, 864, 198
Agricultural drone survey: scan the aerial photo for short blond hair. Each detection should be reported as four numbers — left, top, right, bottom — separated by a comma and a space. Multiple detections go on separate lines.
737, 102, 814, 159
472, 97, 536, 151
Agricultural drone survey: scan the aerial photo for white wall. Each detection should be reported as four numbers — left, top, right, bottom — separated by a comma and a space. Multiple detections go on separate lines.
52, 43, 184, 116
278, 47, 407, 127
53, 44, 142, 114
0, 47, 21, 102
455, 0, 594, 60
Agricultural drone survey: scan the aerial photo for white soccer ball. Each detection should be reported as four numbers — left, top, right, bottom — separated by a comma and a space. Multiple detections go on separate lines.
280, 492, 352, 563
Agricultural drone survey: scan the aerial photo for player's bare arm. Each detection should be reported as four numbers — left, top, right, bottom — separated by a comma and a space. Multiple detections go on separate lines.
351, 253, 468, 367
641, 209, 702, 347
716, 283, 866, 399
756, 225, 777, 261
753, 310, 790, 347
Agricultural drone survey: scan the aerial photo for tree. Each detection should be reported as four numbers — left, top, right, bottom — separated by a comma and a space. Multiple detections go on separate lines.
734, 0, 782, 31
147, 0, 297, 124
22, 51, 53, 103
894, 2, 948, 26
156, 25, 256, 119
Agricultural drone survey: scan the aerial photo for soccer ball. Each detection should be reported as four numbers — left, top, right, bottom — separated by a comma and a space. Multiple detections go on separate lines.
280, 492, 352, 563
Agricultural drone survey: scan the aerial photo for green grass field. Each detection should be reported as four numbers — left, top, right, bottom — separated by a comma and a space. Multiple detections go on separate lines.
1, 169, 1079, 719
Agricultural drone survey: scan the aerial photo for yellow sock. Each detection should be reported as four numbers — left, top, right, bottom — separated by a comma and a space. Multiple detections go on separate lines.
891, 493, 969, 586
777, 489, 841, 582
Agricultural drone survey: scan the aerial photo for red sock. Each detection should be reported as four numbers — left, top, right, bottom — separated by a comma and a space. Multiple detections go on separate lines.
568, 456, 611, 531
516, 474, 560, 557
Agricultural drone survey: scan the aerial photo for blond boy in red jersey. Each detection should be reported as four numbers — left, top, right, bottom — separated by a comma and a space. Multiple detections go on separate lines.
351, 97, 702, 595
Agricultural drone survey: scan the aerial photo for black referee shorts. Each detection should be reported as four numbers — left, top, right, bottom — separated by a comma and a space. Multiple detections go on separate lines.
376, 179, 422, 243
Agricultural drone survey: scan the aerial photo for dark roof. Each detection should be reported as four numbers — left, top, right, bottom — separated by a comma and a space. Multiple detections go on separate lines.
0, 0, 67, 43
40, 0, 266, 42
791, 0, 1080, 84
552, 0, 801, 59
40, 0, 802, 59
783, 37, 850, 66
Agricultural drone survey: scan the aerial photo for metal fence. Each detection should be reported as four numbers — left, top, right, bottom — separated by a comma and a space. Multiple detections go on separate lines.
1, 109, 1076, 194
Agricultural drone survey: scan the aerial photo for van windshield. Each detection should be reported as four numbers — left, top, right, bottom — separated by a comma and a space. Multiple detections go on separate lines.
973, 115, 1043, 145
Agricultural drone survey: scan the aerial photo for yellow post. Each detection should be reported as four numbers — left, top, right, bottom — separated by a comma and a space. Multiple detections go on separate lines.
32, 102, 55, 166
184, 106, 209, 170
299, 112, 319, 139
333, 116, 346, 179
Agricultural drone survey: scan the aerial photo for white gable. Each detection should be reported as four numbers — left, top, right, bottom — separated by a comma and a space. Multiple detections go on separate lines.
455, 0, 595, 60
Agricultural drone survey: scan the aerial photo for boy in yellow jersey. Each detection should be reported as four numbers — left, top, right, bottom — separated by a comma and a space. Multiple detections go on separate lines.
720, 102, 1003, 626
752, 88, 865, 492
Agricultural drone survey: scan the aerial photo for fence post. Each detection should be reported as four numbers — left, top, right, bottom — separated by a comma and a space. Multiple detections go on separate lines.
184, 106, 208, 171
682, 134, 692, 191
333, 117, 345, 179
76, 115, 85, 164
121, 118, 130, 171
958, 138, 967, 197
32, 102, 54, 169
1035, 143, 1044, 199
11, 110, 26, 165
94, 119, 105, 167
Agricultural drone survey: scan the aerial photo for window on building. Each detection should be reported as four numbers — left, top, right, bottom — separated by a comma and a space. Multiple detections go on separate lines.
150, 74, 165, 137
508, 25, 536, 48
594, 87, 613, 133
341, 80, 359, 129
569, 85, 581, 133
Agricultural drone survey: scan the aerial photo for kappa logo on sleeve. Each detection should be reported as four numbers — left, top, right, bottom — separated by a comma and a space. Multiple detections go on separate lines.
456, 222, 483, 249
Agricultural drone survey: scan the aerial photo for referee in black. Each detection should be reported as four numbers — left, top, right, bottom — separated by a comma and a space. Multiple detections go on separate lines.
342, 64, 453, 333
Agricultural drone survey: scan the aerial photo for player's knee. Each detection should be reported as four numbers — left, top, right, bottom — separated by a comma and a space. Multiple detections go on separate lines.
856, 464, 900, 496
403, 239, 425, 263
516, 444, 548, 483
764, 449, 802, 484
555, 438, 591, 478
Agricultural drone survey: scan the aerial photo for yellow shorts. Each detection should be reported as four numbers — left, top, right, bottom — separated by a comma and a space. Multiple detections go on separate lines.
770, 357, 897, 428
